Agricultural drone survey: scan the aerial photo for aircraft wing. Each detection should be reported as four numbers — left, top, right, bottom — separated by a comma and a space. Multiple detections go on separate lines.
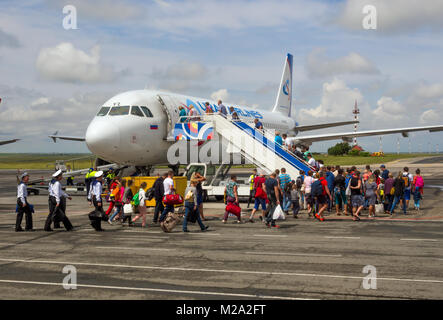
49, 131, 85, 142
295, 120, 358, 132
0, 139, 20, 146
288, 125, 443, 144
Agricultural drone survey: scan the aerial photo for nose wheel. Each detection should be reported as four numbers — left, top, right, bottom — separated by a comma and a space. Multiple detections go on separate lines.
168, 164, 180, 176
135, 165, 153, 176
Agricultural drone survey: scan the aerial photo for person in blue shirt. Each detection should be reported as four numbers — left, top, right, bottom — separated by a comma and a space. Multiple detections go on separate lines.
217, 100, 227, 117
179, 106, 187, 123
274, 131, 283, 146
254, 118, 263, 130
380, 165, 389, 180
326, 166, 335, 212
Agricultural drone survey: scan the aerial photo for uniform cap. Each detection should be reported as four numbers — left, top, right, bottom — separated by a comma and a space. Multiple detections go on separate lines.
20, 172, 29, 179
95, 171, 104, 178
52, 169, 63, 178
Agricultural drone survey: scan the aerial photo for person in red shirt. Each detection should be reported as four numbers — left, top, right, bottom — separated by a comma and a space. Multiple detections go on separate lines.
316, 171, 332, 221
105, 177, 119, 216
249, 171, 267, 222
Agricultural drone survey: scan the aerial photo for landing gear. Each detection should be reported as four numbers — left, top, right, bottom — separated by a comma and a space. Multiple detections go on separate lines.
168, 164, 180, 176
135, 165, 153, 176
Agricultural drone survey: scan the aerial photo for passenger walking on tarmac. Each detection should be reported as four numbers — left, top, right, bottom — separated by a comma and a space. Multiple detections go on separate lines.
325, 166, 335, 212
312, 171, 331, 222
88, 171, 106, 231
183, 180, 209, 232
105, 177, 119, 216
249, 170, 267, 223
290, 181, 300, 218
247, 168, 257, 208
279, 168, 291, 213
412, 168, 424, 211
364, 175, 379, 218
109, 179, 125, 224
153, 173, 167, 223
334, 168, 348, 215
132, 182, 148, 227
218, 100, 227, 117
159, 171, 175, 222
402, 167, 414, 211
384, 172, 395, 213
390, 172, 406, 216
350, 171, 364, 221
16, 172, 33, 232
179, 106, 187, 123
190, 171, 207, 221
223, 174, 242, 223
264, 172, 280, 228
303, 170, 315, 216
122, 179, 134, 225
44, 170, 74, 231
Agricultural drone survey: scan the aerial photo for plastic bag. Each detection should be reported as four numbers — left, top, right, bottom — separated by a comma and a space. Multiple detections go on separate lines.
272, 204, 285, 220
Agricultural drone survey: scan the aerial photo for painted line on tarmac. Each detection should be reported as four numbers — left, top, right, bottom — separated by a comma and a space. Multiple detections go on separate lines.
245, 252, 342, 258
400, 238, 438, 242
253, 234, 288, 238
325, 236, 360, 239
0, 279, 310, 300
1, 258, 442, 285
94, 247, 173, 251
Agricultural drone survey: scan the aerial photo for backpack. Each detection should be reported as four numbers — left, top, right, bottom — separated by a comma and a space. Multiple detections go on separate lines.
415, 176, 424, 188
146, 187, 155, 201
311, 180, 323, 197
402, 174, 411, 188
132, 192, 140, 206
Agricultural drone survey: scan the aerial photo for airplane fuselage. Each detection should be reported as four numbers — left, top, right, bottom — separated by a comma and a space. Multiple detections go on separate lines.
85, 90, 295, 166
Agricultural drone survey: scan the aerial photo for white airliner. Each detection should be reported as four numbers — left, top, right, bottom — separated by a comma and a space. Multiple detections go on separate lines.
50, 53, 443, 171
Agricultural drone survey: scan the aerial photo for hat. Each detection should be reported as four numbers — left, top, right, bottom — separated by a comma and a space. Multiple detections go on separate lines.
20, 172, 29, 179
380, 164, 386, 168
95, 171, 104, 178
52, 169, 63, 178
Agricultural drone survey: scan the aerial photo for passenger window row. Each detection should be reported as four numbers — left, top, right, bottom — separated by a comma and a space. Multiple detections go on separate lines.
96, 106, 153, 117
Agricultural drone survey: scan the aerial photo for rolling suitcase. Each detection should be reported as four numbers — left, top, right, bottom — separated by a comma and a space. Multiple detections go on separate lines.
160, 212, 180, 233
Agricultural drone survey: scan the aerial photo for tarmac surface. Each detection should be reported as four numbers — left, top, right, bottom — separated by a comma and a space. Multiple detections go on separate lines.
0, 157, 442, 300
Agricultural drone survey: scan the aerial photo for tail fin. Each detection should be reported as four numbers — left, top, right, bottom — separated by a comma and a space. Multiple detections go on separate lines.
272, 53, 293, 117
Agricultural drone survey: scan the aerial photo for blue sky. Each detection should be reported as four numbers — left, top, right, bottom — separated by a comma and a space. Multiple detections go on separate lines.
0, 0, 443, 153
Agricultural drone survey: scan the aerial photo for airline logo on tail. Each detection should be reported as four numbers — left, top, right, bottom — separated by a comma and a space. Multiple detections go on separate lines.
283, 79, 290, 96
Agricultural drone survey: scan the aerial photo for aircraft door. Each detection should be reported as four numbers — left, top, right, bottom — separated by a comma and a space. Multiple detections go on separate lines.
157, 95, 181, 137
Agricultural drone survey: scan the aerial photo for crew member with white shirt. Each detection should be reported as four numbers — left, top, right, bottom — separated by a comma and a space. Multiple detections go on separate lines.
159, 171, 175, 222
44, 170, 73, 231
88, 171, 106, 231
16, 172, 33, 232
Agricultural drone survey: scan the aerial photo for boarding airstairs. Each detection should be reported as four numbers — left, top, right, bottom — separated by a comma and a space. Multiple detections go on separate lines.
173, 114, 314, 178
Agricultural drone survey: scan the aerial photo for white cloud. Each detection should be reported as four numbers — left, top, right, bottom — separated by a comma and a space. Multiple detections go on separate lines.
31, 97, 50, 106
415, 83, 443, 99
152, 61, 207, 81
211, 89, 230, 102
298, 78, 365, 122
35, 43, 118, 83
372, 96, 406, 122
306, 49, 379, 78
337, 0, 443, 33
420, 109, 442, 125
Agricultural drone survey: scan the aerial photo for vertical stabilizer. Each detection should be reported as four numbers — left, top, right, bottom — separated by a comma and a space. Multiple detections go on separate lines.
272, 53, 293, 117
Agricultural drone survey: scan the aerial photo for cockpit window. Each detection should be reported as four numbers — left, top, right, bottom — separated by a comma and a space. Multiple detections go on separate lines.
140, 106, 153, 117
109, 106, 130, 116
97, 106, 110, 116
131, 106, 144, 117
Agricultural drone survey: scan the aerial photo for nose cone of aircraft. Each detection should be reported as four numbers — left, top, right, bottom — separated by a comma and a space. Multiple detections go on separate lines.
85, 119, 121, 158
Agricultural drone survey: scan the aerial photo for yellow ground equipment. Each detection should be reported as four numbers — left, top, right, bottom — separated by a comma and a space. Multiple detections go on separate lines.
122, 176, 187, 207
